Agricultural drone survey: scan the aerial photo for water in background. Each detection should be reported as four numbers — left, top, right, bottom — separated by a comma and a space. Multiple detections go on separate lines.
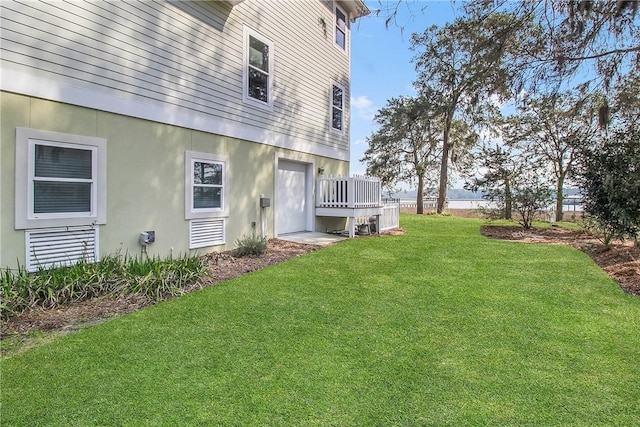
399, 199, 584, 212
391, 188, 583, 212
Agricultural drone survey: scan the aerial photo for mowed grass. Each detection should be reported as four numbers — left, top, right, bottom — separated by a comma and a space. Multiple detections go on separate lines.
2, 215, 639, 426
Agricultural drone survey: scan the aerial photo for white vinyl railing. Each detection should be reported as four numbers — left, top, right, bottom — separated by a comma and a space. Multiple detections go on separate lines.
379, 201, 400, 231
398, 198, 439, 209
316, 175, 381, 208
354, 200, 399, 232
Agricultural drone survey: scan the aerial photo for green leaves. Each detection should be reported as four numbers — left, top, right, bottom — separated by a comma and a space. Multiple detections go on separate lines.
410, 11, 535, 212
361, 95, 442, 198
0, 253, 205, 320
577, 124, 640, 242
234, 234, 268, 257
465, 143, 553, 227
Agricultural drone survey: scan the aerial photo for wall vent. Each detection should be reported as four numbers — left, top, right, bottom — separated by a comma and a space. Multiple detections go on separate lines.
190, 219, 225, 249
26, 227, 98, 272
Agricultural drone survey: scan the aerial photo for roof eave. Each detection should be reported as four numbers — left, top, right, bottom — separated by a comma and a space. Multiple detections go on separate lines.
340, 0, 371, 21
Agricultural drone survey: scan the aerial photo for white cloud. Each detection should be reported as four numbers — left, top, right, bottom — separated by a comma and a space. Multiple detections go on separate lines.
352, 95, 372, 109
351, 95, 376, 120
353, 138, 366, 146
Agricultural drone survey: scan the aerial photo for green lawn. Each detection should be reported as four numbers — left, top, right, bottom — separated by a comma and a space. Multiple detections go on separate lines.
2, 215, 639, 426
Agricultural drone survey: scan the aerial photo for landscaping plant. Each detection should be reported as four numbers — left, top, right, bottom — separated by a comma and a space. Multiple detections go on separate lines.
0, 252, 205, 320
234, 234, 268, 257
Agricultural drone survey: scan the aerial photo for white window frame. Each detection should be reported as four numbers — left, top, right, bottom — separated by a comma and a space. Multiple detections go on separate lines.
334, 2, 348, 52
330, 81, 346, 135
15, 128, 107, 230
185, 151, 229, 220
242, 26, 275, 110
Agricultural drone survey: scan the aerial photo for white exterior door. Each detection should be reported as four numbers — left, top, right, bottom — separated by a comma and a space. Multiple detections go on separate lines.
277, 160, 308, 234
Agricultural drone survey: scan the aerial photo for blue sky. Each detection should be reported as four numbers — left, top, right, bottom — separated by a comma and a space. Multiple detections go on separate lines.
349, 1, 461, 176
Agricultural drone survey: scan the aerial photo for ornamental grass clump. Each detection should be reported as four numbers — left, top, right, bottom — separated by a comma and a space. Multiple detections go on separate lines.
0, 252, 205, 320
234, 234, 268, 257
123, 254, 205, 300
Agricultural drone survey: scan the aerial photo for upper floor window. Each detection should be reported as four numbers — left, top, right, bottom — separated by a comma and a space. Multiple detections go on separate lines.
185, 151, 229, 219
335, 4, 347, 50
243, 26, 274, 109
15, 128, 107, 230
331, 82, 345, 133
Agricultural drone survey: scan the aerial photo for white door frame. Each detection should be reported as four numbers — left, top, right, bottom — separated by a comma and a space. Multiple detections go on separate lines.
274, 154, 315, 236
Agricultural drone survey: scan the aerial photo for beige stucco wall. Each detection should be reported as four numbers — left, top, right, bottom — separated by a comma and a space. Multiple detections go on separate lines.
0, 92, 348, 269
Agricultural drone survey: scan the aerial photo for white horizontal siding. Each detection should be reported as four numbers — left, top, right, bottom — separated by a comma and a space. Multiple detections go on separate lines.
1, 1, 245, 118
0, 0, 352, 159
242, 0, 351, 147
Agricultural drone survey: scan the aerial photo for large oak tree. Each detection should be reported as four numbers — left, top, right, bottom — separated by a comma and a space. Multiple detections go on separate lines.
411, 12, 539, 213
361, 95, 442, 214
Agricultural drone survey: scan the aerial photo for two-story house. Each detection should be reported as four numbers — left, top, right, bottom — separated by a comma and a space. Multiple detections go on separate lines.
0, 0, 375, 271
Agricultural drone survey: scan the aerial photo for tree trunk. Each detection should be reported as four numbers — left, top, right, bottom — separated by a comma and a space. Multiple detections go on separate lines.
555, 176, 565, 222
504, 178, 512, 220
417, 174, 425, 215
437, 125, 451, 214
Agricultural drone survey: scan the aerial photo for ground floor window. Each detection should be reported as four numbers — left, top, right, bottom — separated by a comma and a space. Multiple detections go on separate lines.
185, 151, 229, 219
15, 128, 107, 230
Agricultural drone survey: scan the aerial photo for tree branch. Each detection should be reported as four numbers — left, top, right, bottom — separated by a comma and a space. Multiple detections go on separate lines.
557, 45, 640, 62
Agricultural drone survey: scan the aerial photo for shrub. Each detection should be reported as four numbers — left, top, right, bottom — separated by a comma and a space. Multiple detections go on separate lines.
511, 184, 554, 229
234, 234, 268, 257
581, 215, 620, 246
575, 125, 640, 243
425, 211, 452, 217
